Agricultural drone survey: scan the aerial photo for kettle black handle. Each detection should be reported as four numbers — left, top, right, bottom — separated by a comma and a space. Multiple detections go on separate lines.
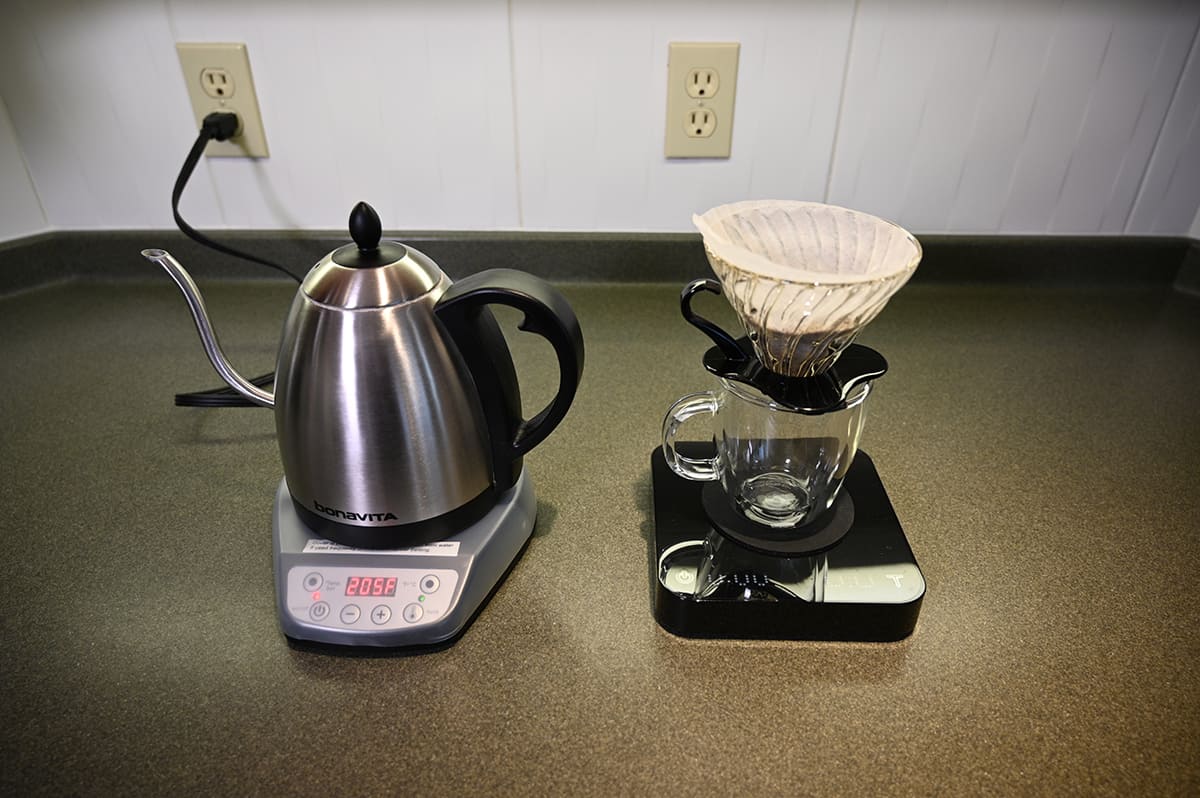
435, 269, 585, 483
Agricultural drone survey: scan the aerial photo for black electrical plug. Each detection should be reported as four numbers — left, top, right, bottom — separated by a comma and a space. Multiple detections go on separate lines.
173, 108, 290, 279
200, 110, 240, 141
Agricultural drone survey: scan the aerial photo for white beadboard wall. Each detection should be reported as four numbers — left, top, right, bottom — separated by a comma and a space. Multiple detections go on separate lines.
0, 0, 1197, 239
0, 93, 47, 241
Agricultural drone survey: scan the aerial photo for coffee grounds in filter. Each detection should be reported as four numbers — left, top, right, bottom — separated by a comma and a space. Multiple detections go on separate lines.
694, 201, 921, 377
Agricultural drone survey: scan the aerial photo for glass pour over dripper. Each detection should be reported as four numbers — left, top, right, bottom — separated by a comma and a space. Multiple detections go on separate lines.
693, 201, 922, 377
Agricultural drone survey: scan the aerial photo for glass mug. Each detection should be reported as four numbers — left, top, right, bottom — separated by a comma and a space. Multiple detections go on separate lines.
662, 378, 871, 528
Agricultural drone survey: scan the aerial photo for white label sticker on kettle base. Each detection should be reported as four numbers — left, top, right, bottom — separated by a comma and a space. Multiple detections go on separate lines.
302, 539, 461, 557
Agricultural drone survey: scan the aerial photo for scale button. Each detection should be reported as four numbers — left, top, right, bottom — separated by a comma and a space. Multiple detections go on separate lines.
402, 603, 424, 623
309, 601, 331, 622
341, 604, 361, 624
303, 572, 323, 591
371, 605, 392, 625
420, 575, 440, 594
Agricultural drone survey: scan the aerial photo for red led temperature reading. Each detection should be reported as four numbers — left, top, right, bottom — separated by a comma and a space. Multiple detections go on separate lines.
344, 576, 398, 597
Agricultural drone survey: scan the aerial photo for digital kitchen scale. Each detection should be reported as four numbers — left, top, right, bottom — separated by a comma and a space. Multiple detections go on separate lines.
273, 472, 536, 648
651, 445, 925, 641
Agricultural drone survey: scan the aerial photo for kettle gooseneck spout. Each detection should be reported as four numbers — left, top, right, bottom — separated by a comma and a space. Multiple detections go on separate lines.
142, 248, 275, 408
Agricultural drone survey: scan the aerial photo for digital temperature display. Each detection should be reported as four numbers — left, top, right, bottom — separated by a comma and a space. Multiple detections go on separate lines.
344, 575, 398, 597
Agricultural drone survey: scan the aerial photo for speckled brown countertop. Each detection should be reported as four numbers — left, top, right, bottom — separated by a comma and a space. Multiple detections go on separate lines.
2, 277, 1198, 795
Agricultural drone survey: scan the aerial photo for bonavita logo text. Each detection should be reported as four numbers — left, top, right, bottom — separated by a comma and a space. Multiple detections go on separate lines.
314, 500, 398, 523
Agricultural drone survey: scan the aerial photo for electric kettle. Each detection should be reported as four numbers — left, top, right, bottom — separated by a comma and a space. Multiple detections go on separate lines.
145, 202, 583, 549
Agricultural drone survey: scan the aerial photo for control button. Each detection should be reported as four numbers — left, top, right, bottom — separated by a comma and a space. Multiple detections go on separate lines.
340, 604, 361, 624
303, 572, 323, 591
371, 605, 392, 625
419, 574, 440, 594
309, 601, 330, 622
402, 603, 424, 623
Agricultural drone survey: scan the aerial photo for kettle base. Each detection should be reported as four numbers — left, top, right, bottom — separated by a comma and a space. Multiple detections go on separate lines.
273, 472, 537, 649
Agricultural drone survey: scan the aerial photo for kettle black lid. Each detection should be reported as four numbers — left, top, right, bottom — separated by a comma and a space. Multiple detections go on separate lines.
332, 202, 409, 268
301, 202, 445, 308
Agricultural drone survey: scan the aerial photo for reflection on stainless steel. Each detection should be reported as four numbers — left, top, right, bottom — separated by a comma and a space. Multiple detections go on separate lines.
301, 246, 442, 308
274, 281, 492, 526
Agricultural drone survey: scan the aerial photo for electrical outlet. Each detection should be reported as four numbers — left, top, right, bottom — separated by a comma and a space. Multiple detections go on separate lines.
199, 67, 233, 99
665, 42, 738, 159
176, 43, 269, 158
686, 108, 716, 138
685, 68, 719, 99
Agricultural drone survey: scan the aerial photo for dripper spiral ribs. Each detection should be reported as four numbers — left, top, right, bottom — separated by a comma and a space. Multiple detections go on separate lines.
694, 201, 921, 377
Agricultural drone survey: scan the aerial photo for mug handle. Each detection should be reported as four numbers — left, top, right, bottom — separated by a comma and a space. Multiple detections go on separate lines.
662, 391, 719, 481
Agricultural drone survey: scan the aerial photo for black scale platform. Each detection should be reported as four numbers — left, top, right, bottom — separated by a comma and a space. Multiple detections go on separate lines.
651, 444, 925, 642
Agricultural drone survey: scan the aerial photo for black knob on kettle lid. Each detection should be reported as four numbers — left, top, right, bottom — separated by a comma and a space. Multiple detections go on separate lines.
349, 201, 382, 251
333, 201, 406, 268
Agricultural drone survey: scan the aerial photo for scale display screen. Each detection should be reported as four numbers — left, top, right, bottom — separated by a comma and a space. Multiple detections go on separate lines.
344, 575, 398, 597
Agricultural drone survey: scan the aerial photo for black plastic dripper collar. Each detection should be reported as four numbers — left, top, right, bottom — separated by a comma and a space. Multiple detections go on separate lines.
332, 201, 407, 268
703, 339, 888, 414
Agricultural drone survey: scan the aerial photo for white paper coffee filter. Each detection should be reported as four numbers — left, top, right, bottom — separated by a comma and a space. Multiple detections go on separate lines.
693, 200, 921, 377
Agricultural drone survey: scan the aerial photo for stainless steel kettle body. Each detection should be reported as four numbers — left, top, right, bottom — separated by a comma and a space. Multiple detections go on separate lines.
146, 202, 584, 548
274, 267, 496, 544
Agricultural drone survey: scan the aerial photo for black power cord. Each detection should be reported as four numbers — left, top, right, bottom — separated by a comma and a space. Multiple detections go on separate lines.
171, 111, 301, 408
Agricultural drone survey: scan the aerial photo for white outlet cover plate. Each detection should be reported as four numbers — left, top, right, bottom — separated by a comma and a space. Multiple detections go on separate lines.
176, 42, 269, 158
665, 42, 739, 159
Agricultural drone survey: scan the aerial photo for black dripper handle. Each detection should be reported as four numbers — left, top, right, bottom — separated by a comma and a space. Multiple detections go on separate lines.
680, 279, 747, 362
